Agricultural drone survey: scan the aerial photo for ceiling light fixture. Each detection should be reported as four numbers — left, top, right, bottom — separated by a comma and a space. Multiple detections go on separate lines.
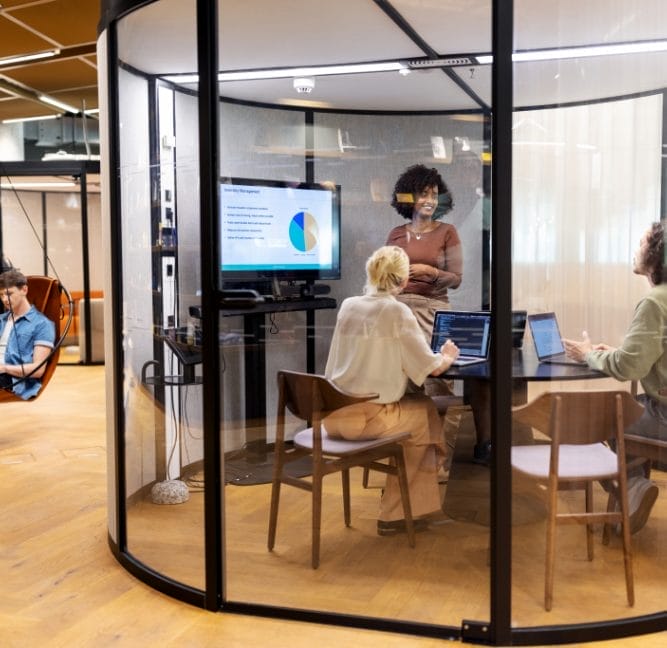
475, 38, 667, 64
162, 40, 667, 87
0, 78, 82, 116
408, 57, 474, 68
163, 61, 408, 85
220, 61, 407, 81
2, 114, 60, 124
0, 181, 76, 189
37, 94, 79, 114
0, 49, 59, 67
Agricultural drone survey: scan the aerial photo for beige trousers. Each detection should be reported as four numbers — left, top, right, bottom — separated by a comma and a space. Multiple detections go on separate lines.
323, 393, 444, 521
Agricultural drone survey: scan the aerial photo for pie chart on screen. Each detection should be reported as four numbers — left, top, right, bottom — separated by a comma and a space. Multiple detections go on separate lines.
289, 211, 319, 251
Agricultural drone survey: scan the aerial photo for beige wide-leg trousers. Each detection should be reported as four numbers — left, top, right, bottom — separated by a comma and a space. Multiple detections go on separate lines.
323, 393, 443, 521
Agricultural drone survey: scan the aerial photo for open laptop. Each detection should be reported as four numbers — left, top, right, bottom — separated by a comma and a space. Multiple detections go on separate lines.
527, 312, 586, 365
430, 310, 492, 366
480, 309, 527, 348
511, 310, 528, 349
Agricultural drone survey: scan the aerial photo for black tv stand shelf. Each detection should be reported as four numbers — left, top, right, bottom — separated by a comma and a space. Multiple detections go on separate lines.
221, 296, 336, 317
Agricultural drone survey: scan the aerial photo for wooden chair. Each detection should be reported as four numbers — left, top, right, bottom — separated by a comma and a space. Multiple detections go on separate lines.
0, 276, 71, 403
624, 434, 667, 469
511, 390, 644, 611
268, 369, 416, 569
622, 379, 667, 474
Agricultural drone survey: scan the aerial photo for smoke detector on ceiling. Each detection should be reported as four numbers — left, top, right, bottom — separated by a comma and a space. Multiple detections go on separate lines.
293, 77, 315, 93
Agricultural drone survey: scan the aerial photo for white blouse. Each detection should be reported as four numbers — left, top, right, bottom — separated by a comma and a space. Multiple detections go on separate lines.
325, 293, 443, 403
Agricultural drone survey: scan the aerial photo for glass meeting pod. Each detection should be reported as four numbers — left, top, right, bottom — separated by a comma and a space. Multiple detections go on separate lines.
98, 0, 666, 643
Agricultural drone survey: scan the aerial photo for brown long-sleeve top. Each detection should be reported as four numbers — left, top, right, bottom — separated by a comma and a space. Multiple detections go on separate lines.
385, 222, 463, 301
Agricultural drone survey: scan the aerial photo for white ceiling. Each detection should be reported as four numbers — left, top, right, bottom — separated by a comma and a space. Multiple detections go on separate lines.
114, 0, 667, 112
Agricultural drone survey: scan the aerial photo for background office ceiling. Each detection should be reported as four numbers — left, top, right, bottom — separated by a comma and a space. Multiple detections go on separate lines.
0, 0, 99, 122
1, 0, 666, 123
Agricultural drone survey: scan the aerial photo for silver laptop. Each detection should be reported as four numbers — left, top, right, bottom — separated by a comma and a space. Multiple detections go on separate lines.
528, 312, 586, 365
430, 310, 492, 366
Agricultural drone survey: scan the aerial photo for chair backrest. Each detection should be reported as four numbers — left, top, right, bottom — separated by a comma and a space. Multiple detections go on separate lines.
24, 276, 64, 391
277, 370, 377, 424
513, 390, 645, 445
28, 275, 63, 329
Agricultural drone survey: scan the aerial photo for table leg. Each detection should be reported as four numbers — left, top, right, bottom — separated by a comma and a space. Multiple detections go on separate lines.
465, 379, 530, 461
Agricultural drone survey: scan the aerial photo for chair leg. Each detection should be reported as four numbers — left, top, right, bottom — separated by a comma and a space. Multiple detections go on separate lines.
585, 482, 594, 561
268, 440, 286, 551
619, 481, 635, 606
362, 466, 370, 488
602, 490, 616, 546
395, 448, 416, 548
311, 475, 323, 569
268, 480, 281, 551
544, 487, 558, 611
342, 468, 351, 526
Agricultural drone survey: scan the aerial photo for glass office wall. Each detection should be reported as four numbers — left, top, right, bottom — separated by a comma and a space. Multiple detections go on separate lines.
116, 0, 205, 591
220, 108, 489, 628
108, 0, 495, 630
511, 0, 667, 629
215, 1, 492, 631
102, 0, 666, 642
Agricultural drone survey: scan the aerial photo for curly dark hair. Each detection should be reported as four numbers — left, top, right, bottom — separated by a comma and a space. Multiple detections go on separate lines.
390, 164, 453, 220
644, 221, 665, 285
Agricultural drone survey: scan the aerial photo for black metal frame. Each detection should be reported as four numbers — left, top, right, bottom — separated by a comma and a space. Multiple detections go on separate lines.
100, 0, 667, 643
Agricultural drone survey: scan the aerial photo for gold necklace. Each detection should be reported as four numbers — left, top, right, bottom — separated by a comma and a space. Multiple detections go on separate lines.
410, 224, 431, 240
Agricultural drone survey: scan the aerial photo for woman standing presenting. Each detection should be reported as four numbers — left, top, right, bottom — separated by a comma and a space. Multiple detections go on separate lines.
324, 246, 459, 535
386, 164, 463, 339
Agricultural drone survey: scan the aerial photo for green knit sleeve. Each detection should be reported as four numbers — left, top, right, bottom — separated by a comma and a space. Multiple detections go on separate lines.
586, 296, 663, 383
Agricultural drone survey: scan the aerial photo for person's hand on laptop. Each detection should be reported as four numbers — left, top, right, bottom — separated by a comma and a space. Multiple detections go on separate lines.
440, 339, 459, 362
430, 339, 460, 375
562, 331, 593, 362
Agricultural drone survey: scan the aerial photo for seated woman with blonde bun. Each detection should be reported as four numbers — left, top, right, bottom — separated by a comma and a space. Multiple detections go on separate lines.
324, 245, 460, 536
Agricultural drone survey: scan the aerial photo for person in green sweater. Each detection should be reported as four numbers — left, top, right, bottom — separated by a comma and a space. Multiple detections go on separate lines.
564, 221, 666, 534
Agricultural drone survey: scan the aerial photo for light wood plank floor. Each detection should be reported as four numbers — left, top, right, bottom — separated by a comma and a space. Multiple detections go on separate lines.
1, 364, 665, 647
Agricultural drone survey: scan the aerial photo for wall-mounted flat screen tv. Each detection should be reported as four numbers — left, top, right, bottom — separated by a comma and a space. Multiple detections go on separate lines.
219, 177, 341, 284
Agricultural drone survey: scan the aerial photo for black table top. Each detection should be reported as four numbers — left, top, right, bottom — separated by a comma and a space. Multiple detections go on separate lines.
444, 347, 605, 381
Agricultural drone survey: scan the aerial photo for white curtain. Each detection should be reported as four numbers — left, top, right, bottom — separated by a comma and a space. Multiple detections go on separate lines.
512, 93, 663, 351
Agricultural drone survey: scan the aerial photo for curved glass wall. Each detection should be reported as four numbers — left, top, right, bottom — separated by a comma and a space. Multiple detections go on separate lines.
114, 0, 205, 592
101, 0, 666, 642
511, 0, 667, 632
